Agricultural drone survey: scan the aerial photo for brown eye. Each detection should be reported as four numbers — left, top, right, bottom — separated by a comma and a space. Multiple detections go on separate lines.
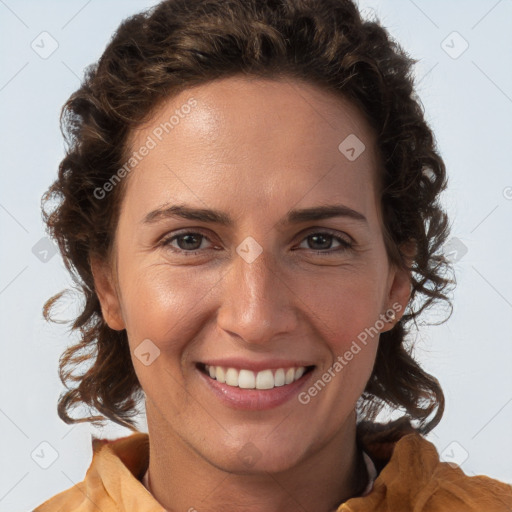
161, 231, 213, 255
174, 233, 204, 251
297, 231, 352, 254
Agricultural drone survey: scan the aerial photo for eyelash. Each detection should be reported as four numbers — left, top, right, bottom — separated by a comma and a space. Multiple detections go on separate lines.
159, 230, 353, 256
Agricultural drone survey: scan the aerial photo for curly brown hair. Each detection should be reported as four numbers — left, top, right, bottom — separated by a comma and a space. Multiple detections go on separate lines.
43, 0, 454, 434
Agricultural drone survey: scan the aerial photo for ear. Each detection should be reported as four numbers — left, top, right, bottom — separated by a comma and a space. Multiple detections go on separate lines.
381, 240, 416, 332
90, 256, 125, 331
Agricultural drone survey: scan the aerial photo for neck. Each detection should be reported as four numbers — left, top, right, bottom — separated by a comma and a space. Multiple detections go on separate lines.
144, 410, 367, 512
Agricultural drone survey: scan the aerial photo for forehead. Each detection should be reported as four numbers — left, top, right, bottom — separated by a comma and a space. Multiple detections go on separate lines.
134, 75, 376, 155
124, 75, 381, 224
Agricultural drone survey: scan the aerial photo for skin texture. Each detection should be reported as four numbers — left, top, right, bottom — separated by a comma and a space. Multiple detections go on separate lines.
92, 76, 412, 512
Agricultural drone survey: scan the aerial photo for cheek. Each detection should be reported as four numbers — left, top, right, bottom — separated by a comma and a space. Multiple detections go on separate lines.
304, 277, 383, 403
118, 264, 212, 407
293, 267, 386, 400
296, 269, 387, 342
118, 262, 221, 352
118, 249, 388, 360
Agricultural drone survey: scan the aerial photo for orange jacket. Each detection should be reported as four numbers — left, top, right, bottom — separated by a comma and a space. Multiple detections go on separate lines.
33, 420, 512, 511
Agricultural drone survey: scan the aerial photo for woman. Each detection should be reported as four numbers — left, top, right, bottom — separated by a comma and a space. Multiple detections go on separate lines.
34, 0, 512, 510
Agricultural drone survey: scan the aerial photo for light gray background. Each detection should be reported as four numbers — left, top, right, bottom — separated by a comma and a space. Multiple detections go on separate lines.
1, 0, 511, 510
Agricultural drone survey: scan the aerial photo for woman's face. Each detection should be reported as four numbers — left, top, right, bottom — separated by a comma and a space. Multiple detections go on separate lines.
95, 76, 411, 473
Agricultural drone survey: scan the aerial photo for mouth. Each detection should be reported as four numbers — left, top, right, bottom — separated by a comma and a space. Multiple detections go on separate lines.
196, 362, 315, 390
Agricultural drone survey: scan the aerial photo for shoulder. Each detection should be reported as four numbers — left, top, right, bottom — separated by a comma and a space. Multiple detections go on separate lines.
391, 434, 512, 508
33, 432, 154, 511
32, 481, 92, 512
343, 419, 512, 511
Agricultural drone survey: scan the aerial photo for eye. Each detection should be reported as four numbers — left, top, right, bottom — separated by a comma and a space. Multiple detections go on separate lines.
296, 231, 353, 254
160, 231, 214, 255
159, 229, 353, 257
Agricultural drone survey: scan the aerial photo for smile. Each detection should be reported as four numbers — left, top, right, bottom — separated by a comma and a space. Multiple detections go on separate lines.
202, 364, 313, 390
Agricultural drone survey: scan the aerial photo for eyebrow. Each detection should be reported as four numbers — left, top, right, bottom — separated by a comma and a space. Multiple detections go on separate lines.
143, 203, 367, 226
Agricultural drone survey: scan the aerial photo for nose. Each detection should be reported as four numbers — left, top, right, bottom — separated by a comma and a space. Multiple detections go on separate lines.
216, 243, 299, 347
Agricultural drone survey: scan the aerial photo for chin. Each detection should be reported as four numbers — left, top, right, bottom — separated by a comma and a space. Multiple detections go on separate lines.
202, 436, 309, 475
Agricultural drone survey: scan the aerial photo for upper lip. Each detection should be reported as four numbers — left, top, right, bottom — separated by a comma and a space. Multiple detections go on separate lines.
199, 358, 315, 372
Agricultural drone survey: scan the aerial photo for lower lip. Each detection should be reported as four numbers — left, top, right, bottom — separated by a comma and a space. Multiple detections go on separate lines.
197, 367, 314, 410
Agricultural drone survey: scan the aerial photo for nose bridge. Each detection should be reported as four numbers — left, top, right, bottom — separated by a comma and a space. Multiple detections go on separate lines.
216, 239, 298, 344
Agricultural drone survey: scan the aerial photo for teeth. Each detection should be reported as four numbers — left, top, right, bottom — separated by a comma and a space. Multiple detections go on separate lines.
225, 368, 239, 386
238, 369, 256, 389
215, 367, 226, 383
256, 369, 274, 389
274, 368, 285, 387
203, 365, 308, 389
